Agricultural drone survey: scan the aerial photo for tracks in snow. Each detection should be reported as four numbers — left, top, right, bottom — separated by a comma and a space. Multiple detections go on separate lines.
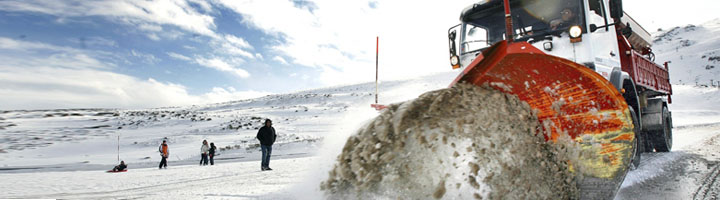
693, 163, 720, 200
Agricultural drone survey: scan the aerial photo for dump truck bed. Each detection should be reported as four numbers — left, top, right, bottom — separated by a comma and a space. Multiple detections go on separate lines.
617, 33, 672, 97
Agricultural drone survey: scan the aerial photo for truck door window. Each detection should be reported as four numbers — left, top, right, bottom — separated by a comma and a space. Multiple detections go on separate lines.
589, 0, 604, 17
588, 0, 608, 28
462, 24, 489, 54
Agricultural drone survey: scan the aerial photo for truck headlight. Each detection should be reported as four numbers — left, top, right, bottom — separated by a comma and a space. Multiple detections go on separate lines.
450, 55, 460, 69
569, 26, 582, 38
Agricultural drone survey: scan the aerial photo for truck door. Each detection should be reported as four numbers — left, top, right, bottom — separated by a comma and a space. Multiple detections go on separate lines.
586, 0, 621, 80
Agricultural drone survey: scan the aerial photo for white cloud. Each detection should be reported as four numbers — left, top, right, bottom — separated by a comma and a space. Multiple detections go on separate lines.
167, 52, 192, 61
146, 33, 161, 41
212, 34, 256, 59
623, 0, 720, 32
255, 53, 264, 60
0, 37, 264, 110
195, 57, 250, 78
215, 0, 478, 86
224, 34, 252, 49
188, 0, 213, 13
1, 37, 81, 53
0, 0, 218, 38
0, 37, 113, 69
0, 66, 266, 109
69, 36, 118, 48
222, 43, 255, 58
130, 49, 161, 64
201, 87, 271, 104
138, 23, 163, 32
272, 56, 289, 65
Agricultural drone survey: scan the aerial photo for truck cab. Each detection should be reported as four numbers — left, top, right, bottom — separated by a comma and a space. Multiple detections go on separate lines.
448, 0, 674, 172
449, 0, 627, 81
445, 1, 674, 198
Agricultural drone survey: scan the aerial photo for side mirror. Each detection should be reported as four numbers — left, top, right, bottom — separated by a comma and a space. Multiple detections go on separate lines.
448, 24, 461, 69
449, 30, 456, 41
449, 29, 457, 55
448, 24, 460, 56
609, 0, 623, 18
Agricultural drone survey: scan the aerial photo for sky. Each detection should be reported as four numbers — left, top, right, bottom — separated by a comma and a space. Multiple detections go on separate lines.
0, 0, 718, 110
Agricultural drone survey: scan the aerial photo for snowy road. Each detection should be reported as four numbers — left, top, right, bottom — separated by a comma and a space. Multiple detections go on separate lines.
616, 123, 720, 200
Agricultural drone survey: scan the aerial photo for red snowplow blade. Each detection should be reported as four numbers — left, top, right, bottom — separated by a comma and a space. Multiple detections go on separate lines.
452, 41, 635, 181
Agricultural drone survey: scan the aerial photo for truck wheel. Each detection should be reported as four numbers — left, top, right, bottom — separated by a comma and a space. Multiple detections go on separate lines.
651, 106, 672, 152
629, 107, 642, 169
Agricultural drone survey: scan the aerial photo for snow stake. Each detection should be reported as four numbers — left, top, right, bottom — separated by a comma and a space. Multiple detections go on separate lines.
371, 36, 387, 111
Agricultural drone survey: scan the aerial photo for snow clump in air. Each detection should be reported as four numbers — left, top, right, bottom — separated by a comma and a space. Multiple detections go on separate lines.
321, 83, 581, 199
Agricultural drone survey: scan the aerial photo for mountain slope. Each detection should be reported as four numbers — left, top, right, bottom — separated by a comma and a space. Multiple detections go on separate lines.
653, 18, 720, 86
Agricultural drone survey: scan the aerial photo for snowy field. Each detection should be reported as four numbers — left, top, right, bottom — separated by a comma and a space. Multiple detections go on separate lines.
2, 70, 720, 199
3, 20, 720, 199
0, 72, 460, 199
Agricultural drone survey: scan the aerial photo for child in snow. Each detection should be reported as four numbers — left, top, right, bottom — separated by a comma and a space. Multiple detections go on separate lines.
200, 140, 209, 166
209, 142, 216, 165
112, 161, 127, 172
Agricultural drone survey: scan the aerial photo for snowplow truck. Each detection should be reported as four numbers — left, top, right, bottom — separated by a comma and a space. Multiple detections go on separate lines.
447, 0, 672, 198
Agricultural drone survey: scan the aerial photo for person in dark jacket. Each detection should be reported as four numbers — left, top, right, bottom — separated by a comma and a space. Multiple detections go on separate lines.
256, 119, 277, 171
209, 142, 216, 165
112, 160, 127, 172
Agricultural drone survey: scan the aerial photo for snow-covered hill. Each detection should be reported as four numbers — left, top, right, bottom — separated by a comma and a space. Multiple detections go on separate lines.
0, 72, 457, 171
653, 18, 720, 86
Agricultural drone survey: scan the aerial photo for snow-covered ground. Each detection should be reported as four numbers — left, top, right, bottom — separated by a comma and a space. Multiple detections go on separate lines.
0, 72, 460, 199
2, 19, 720, 199
616, 19, 720, 199
2, 72, 719, 199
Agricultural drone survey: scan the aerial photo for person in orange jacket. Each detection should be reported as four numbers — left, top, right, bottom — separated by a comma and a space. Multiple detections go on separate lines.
159, 140, 169, 169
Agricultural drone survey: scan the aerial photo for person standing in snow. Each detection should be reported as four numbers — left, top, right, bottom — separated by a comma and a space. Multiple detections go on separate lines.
209, 142, 217, 165
200, 140, 209, 166
159, 140, 169, 169
256, 119, 277, 171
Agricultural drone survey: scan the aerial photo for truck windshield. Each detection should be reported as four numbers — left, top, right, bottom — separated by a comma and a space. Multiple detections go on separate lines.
461, 0, 585, 54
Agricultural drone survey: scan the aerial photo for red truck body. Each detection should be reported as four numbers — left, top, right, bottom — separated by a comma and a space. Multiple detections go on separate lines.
617, 34, 673, 99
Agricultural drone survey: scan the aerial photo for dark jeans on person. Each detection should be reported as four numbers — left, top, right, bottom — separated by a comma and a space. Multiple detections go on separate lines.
209, 154, 214, 165
200, 153, 208, 165
261, 145, 272, 169
159, 156, 167, 169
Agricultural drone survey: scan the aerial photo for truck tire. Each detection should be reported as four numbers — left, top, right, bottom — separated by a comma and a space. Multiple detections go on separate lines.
629, 107, 642, 169
651, 106, 672, 152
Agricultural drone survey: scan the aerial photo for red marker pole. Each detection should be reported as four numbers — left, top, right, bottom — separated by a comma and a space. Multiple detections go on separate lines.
375, 36, 379, 105
370, 37, 387, 110
503, 0, 514, 42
